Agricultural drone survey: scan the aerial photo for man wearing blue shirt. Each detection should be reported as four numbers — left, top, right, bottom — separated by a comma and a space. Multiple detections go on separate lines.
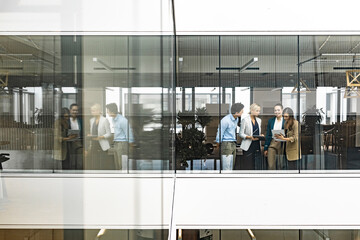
216, 102, 244, 170
106, 103, 134, 170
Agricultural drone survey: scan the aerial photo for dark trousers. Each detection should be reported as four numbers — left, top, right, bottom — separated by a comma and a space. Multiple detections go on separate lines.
89, 141, 114, 170
284, 154, 299, 170
243, 141, 262, 170
287, 159, 299, 170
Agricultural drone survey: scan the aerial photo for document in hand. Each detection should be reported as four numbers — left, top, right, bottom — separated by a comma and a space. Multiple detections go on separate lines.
271, 129, 286, 142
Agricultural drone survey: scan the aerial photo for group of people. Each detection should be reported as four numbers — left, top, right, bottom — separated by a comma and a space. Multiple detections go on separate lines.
216, 102, 301, 170
53, 103, 134, 170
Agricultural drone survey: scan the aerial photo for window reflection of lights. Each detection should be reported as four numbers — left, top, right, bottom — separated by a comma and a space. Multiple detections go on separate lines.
348, 41, 360, 53
97, 229, 106, 238
247, 229, 256, 240
318, 35, 331, 51
61, 87, 77, 94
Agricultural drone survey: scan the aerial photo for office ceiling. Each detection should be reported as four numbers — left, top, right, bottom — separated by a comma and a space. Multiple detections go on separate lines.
0, 35, 360, 88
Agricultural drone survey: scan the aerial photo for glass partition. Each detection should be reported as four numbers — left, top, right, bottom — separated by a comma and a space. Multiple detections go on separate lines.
0, 229, 168, 240
1, 34, 360, 173
219, 36, 298, 171
177, 229, 359, 240
299, 36, 360, 171
0, 35, 175, 172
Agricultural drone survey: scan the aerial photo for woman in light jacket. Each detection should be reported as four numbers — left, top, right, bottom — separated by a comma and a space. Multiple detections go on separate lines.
239, 103, 263, 170
274, 107, 301, 170
88, 103, 112, 170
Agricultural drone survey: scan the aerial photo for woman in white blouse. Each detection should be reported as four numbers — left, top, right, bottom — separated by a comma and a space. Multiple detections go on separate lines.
239, 103, 263, 170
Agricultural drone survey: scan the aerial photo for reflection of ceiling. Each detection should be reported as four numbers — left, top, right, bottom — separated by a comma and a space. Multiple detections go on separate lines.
0, 36, 60, 73
2, 35, 360, 88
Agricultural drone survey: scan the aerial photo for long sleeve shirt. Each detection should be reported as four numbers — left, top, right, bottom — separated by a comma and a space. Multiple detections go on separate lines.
216, 114, 238, 143
113, 114, 134, 143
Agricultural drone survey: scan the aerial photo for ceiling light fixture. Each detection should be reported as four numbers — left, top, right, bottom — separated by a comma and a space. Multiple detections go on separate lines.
247, 229, 256, 240
93, 57, 136, 71
97, 229, 106, 238
313, 230, 330, 240
321, 53, 360, 56
318, 35, 331, 51
299, 53, 360, 66
93, 57, 112, 71
348, 41, 360, 53
239, 57, 258, 72
216, 57, 259, 72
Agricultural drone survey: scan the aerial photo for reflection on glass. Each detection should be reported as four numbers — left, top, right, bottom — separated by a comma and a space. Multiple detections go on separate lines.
180, 229, 360, 240
0, 229, 168, 240
2, 35, 360, 172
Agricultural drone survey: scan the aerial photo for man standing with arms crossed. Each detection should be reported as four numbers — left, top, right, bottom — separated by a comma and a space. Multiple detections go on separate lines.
216, 103, 244, 170
106, 103, 134, 170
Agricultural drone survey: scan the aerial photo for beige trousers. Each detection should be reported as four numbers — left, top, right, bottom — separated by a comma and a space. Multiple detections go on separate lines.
267, 139, 284, 170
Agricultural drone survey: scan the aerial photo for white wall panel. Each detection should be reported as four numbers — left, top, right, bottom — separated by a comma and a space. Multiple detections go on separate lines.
173, 174, 360, 229
0, 174, 174, 228
175, 0, 360, 34
0, 0, 173, 34
1, 173, 360, 229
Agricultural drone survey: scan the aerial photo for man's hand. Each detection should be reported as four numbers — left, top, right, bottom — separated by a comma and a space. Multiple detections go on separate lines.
264, 150, 268, 157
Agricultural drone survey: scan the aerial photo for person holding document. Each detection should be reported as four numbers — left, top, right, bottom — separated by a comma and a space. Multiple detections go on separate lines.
87, 103, 112, 170
239, 103, 264, 170
264, 103, 285, 170
274, 107, 301, 170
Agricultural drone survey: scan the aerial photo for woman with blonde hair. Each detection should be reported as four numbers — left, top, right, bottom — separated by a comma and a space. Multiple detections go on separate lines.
239, 103, 264, 170
87, 103, 112, 170
274, 107, 301, 170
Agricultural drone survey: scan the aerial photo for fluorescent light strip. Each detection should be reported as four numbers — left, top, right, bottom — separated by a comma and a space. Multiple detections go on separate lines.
247, 229, 256, 240
239, 57, 258, 72
319, 35, 331, 51
93, 57, 112, 71
321, 53, 360, 56
97, 229, 106, 238
348, 41, 360, 53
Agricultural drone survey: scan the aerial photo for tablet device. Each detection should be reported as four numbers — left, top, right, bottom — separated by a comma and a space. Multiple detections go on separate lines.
252, 135, 265, 141
271, 129, 286, 142
67, 130, 80, 136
